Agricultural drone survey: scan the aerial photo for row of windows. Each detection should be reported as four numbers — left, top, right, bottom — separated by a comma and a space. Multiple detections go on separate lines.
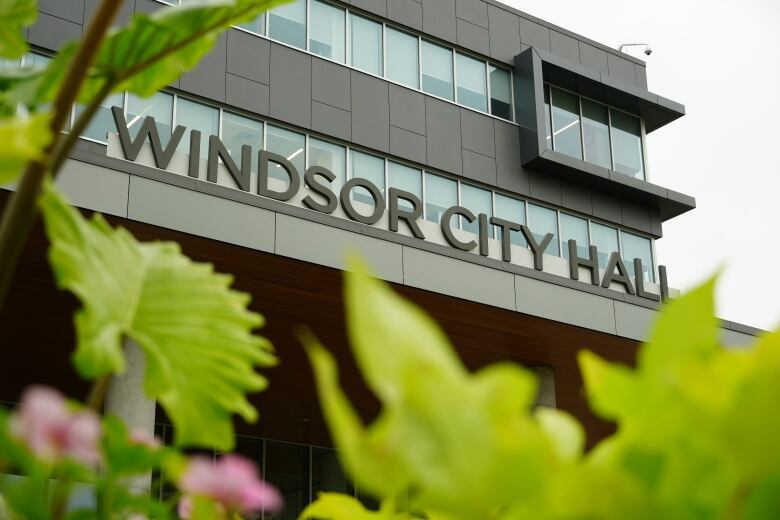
543, 84, 647, 181
166, 0, 514, 120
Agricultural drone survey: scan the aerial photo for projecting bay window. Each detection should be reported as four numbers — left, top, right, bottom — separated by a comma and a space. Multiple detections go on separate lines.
421, 40, 454, 100
309, 0, 345, 63
582, 98, 611, 170
269, 0, 307, 50
610, 109, 645, 180
550, 87, 582, 160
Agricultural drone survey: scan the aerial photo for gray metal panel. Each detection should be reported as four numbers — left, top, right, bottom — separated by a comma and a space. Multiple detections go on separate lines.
128, 176, 276, 252
549, 30, 580, 63
722, 329, 756, 348
614, 300, 655, 341
39, 0, 84, 24
84, 0, 134, 27
456, 19, 490, 56
529, 172, 562, 205
27, 12, 81, 51
276, 213, 404, 283
456, 0, 488, 28
606, 53, 638, 86
578, 41, 609, 74
460, 109, 495, 157
425, 97, 462, 175
560, 181, 592, 215
518, 17, 550, 52
462, 149, 497, 186
403, 246, 516, 310
179, 33, 227, 102
269, 43, 312, 129
421, 0, 457, 43
135, 0, 164, 13
226, 73, 270, 116
389, 84, 426, 135
515, 275, 617, 334
312, 101, 352, 141
390, 126, 427, 164
226, 29, 270, 85
494, 119, 529, 195
635, 64, 648, 90
591, 191, 623, 224
57, 160, 129, 218
387, 0, 423, 31
486, 4, 520, 64
312, 57, 351, 111
350, 0, 387, 17
351, 70, 390, 152
650, 209, 663, 237
621, 200, 652, 233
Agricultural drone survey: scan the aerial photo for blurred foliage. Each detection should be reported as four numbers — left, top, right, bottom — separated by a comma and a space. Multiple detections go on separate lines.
302, 258, 779, 520
0, 113, 51, 184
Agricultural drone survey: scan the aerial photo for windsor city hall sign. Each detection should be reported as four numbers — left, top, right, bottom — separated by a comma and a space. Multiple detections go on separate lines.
110, 107, 669, 302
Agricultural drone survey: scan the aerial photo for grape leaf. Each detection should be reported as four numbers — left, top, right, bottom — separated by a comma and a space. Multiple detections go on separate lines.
0, 113, 52, 185
0, 0, 36, 59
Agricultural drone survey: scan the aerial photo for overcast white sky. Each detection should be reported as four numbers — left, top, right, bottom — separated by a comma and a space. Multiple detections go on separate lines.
498, 0, 780, 331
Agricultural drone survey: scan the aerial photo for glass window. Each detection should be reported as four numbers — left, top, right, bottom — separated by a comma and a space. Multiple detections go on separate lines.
269, 0, 306, 50
126, 92, 174, 147
76, 92, 124, 143
310, 0, 345, 63
237, 13, 265, 35
421, 41, 453, 100
456, 53, 487, 112
308, 138, 346, 193
266, 125, 305, 183
543, 85, 552, 150
581, 99, 611, 169
176, 98, 219, 158
610, 109, 645, 179
264, 441, 309, 520
349, 14, 382, 75
460, 184, 492, 236
489, 65, 512, 120
386, 27, 419, 89
527, 204, 559, 256
590, 222, 619, 271
350, 150, 385, 206
494, 194, 526, 247
622, 231, 654, 282
560, 213, 589, 260
550, 87, 582, 160
424, 173, 457, 224
23, 53, 51, 68
221, 111, 262, 173
387, 161, 421, 212
311, 448, 349, 498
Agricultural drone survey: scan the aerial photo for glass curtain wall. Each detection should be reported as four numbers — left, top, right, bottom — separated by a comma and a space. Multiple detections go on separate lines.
550, 87, 582, 160
611, 109, 645, 179
581, 98, 611, 169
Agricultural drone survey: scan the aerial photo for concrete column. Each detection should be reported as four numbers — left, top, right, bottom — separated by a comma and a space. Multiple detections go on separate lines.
104, 339, 156, 493
531, 367, 557, 408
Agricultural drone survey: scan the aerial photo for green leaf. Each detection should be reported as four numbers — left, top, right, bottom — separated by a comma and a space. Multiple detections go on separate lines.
0, 113, 52, 185
0, 0, 36, 59
300, 493, 395, 520
102, 416, 164, 476
40, 182, 276, 450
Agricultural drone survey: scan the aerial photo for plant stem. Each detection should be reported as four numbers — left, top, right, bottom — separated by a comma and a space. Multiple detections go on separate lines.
86, 375, 112, 413
0, 0, 124, 316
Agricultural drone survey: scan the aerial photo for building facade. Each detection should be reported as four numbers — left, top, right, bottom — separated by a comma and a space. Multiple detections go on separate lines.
0, 0, 762, 517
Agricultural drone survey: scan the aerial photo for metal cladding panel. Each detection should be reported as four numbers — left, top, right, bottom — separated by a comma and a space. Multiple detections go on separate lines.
461, 149, 497, 186
226, 29, 271, 85
312, 101, 352, 142
487, 4, 521, 63
425, 97, 463, 175
621, 200, 653, 234
269, 43, 312, 128
312, 57, 352, 111
225, 73, 269, 116
578, 41, 609, 74
57, 160, 129, 218
614, 300, 655, 341
389, 84, 427, 135
592, 191, 623, 224
460, 108, 496, 158
607, 52, 639, 86
519, 17, 551, 52
529, 171, 562, 206
456, 0, 488, 28
350, 0, 387, 17
350, 71, 390, 152
84, 0, 134, 27
421, 0, 457, 43
456, 18, 490, 56
390, 126, 427, 164
549, 30, 580, 63
560, 181, 593, 216
179, 33, 227, 102
39, 0, 84, 24
28, 12, 81, 51
494, 120, 529, 195
387, 0, 423, 31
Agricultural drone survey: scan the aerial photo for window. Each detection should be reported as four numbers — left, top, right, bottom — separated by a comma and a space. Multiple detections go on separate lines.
311, 448, 349, 498
590, 222, 619, 270
175, 98, 219, 158
581, 99, 611, 169
489, 65, 512, 120
237, 13, 265, 35
269, 0, 306, 50
621, 231, 654, 282
494, 194, 526, 247
349, 150, 385, 206
550, 87, 582, 160
266, 125, 305, 184
611, 109, 645, 179
421, 41, 453, 100
456, 53, 487, 112
126, 92, 174, 146
221, 111, 262, 174
560, 213, 589, 260
543, 85, 552, 149
386, 27, 419, 89
527, 204, 559, 256
310, 0, 345, 63
308, 138, 346, 193
349, 14, 382, 75
76, 92, 124, 143
424, 173, 457, 224
387, 161, 422, 212
264, 441, 309, 520
460, 184, 492, 235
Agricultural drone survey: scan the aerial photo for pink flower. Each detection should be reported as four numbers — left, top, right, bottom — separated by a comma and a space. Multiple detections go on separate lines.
9, 386, 102, 465
178, 455, 282, 517
129, 428, 161, 450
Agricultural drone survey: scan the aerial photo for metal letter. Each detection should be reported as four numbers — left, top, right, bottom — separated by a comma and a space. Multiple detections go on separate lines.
112, 106, 185, 170
634, 258, 660, 302
302, 166, 337, 213
478, 214, 490, 257
188, 130, 200, 178
258, 150, 301, 201
489, 216, 523, 262
340, 178, 385, 225
659, 265, 670, 302
441, 206, 477, 251
601, 252, 635, 295
207, 135, 251, 191
520, 225, 553, 271
568, 240, 600, 286
388, 188, 425, 239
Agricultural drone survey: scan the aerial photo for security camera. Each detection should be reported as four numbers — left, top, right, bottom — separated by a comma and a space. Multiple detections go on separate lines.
618, 43, 653, 57
644, 47, 653, 56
